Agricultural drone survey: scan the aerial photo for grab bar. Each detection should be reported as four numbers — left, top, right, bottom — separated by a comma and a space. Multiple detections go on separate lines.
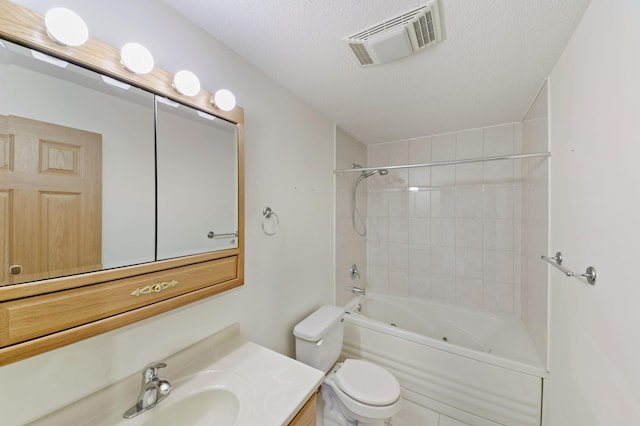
541, 251, 597, 285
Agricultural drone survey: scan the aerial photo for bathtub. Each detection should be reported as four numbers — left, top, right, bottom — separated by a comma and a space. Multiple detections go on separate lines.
341, 293, 547, 426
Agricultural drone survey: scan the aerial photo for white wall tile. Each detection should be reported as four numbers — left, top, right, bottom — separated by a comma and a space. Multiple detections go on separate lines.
431, 245, 456, 275
484, 124, 515, 156
359, 121, 540, 319
484, 281, 515, 315
409, 217, 430, 245
456, 247, 484, 279
409, 137, 432, 164
483, 159, 514, 184
368, 240, 389, 267
409, 273, 432, 299
388, 190, 409, 217
432, 133, 456, 161
389, 268, 409, 296
455, 218, 483, 248
409, 190, 431, 217
367, 217, 389, 242
431, 273, 456, 304
367, 191, 389, 217
389, 243, 409, 269
483, 186, 514, 219
409, 167, 430, 187
431, 218, 456, 246
389, 217, 409, 243
455, 186, 484, 218
368, 265, 389, 293
386, 169, 408, 189
483, 219, 515, 251
432, 166, 456, 187
368, 143, 389, 167
431, 189, 456, 217
483, 250, 515, 283
456, 128, 484, 158
456, 277, 484, 309
409, 245, 431, 275
388, 141, 408, 166
456, 163, 484, 185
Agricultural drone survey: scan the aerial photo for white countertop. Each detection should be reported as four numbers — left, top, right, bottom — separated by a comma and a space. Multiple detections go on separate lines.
29, 324, 324, 426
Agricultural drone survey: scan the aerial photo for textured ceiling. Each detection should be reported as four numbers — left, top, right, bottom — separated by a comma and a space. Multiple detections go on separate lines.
162, 0, 590, 144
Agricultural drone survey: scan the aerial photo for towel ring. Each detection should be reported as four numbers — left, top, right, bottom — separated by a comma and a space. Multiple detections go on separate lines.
262, 207, 279, 236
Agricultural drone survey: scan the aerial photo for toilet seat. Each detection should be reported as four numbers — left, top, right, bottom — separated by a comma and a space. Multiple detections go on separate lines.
323, 361, 402, 422
334, 359, 400, 406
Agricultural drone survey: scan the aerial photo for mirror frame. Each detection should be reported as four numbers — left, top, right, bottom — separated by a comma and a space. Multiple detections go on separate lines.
0, 0, 244, 366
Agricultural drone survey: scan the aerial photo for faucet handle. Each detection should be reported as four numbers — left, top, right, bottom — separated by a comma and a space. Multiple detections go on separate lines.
142, 361, 167, 383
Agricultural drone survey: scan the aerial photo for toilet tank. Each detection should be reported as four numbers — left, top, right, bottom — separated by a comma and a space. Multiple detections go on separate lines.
293, 305, 345, 373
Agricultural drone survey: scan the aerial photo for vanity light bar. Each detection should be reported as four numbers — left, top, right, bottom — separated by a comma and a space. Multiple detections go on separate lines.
39, 7, 237, 113
120, 42, 154, 74
212, 89, 236, 112
173, 70, 201, 97
44, 7, 89, 47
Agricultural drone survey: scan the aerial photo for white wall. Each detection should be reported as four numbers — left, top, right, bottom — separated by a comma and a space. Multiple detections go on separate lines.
335, 128, 368, 306
0, 1, 335, 424
546, 0, 640, 424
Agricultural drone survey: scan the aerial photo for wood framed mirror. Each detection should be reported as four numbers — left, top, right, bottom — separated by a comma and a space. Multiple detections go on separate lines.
0, 0, 244, 366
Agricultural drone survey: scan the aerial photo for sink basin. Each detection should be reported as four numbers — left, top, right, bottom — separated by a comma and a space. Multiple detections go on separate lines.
142, 388, 240, 426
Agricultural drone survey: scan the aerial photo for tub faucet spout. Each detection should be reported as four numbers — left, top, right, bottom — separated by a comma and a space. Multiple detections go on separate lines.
123, 362, 172, 419
348, 286, 366, 296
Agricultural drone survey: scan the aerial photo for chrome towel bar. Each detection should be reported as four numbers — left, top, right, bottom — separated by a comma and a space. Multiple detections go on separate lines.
541, 251, 596, 285
207, 231, 238, 239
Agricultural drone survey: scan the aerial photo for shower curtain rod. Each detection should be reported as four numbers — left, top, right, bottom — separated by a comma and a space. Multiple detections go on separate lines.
333, 152, 551, 174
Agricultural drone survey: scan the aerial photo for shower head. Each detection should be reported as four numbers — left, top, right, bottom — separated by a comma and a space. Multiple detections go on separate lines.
361, 168, 388, 179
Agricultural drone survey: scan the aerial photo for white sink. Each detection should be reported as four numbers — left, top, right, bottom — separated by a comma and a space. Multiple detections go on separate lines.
142, 388, 239, 426
28, 325, 325, 426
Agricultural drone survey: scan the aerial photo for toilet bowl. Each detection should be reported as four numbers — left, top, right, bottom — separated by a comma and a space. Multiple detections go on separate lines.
293, 305, 402, 425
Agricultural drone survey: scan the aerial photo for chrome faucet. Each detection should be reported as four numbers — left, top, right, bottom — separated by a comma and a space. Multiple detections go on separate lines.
347, 286, 366, 296
350, 264, 360, 280
123, 362, 172, 419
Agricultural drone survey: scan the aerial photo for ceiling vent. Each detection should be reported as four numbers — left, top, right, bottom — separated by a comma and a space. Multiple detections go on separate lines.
343, 1, 443, 67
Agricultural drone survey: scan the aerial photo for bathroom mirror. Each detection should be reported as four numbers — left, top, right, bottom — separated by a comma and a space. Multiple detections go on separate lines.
0, 1, 244, 366
0, 38, 156, 286
0, 38, 242, 286
156, 100, 239, 260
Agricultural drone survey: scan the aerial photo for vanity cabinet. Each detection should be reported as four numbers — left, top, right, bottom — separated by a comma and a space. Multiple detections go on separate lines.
0, 1, 244, 366
289, 390, 318, 426
0, 257, 237, 348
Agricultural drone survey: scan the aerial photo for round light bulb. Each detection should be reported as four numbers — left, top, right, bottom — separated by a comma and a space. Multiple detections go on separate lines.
44, 8, 89, 47
212, 89, 236, 112
120, 42, 154, 74
172, 70, 201, 96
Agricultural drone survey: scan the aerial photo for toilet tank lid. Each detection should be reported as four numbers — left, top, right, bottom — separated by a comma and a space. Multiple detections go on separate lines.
294, 305, 344, 341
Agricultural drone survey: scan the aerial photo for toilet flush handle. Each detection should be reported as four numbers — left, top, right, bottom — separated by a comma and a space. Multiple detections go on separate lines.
316, 339, 323, 346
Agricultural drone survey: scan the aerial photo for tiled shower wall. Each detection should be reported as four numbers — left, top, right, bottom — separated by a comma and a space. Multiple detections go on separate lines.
334, 91, 549, 362
520, 82, 549, 363
365, 123, 525, 316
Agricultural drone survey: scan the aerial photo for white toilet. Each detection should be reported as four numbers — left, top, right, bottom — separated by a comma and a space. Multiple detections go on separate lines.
294, 305, 402, 426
